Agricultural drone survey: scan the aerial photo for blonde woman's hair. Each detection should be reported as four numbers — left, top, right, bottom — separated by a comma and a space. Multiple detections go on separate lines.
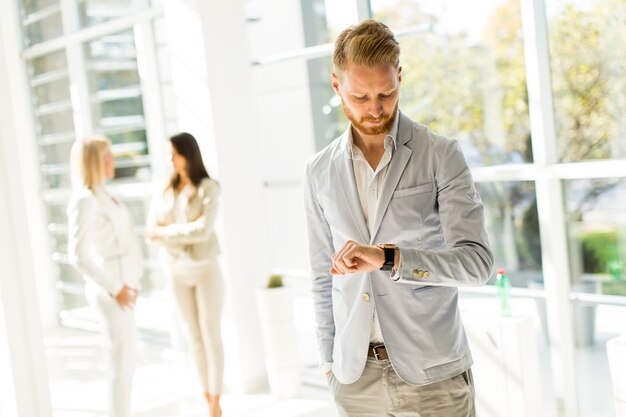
70, 135, 111, 190
333, 20, 400, 74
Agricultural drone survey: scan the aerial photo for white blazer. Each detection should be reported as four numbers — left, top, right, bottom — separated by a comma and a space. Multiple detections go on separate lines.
146, 178, 220, 275
304, 112, 494, 386
67, 187, 144, 296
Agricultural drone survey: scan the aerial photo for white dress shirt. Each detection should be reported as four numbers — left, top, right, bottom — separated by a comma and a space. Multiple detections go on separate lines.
346, 115, 400, 344
321, 115, 401, 375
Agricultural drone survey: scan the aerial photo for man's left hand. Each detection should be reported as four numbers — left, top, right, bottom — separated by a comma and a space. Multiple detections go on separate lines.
330, 240, 384, 275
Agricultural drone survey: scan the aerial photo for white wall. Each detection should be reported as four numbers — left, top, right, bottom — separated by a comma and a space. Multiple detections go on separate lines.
246, 0, 317, 273
163, 0, 274, 392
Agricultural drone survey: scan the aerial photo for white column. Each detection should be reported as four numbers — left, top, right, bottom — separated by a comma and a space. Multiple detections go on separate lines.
163, 0, 272, 392
0, 0, 60, 333
135, 18, 170, 177
521, 0, 579, 415
0, 3, 53, 416
61, 0, 93, 137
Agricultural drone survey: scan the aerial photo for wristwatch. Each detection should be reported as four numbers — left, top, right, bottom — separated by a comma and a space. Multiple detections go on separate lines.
377, 243, 397, 271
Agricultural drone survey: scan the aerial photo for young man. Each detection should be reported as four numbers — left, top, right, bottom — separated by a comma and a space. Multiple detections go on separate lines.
304, 20, 494, 417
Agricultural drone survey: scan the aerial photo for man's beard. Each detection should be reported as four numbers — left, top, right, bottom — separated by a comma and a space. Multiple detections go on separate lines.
342, 101, 398, 136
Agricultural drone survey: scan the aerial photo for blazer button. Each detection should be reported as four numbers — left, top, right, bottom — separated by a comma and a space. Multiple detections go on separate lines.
422, 271, 430, 279
362, 293, 370, 302
412, 269, 421, 279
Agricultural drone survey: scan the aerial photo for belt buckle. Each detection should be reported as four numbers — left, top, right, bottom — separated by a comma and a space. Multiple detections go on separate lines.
371, 343, 385, 360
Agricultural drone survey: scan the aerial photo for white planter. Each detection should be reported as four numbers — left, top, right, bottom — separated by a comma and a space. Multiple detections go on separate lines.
255, 287, 300, 398
607, 335, 626, 417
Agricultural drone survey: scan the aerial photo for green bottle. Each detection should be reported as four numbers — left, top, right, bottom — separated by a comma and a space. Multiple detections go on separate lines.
496, 268, 512, 317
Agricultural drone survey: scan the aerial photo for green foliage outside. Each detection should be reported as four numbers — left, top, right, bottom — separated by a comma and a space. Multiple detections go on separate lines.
579, 231, 621, 275
369, 0, 626, 275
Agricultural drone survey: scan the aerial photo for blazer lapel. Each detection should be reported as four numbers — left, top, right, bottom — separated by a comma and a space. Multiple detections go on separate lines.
332, 141, 370, 244
370, 114, 413, 243
94, 188, 122, 237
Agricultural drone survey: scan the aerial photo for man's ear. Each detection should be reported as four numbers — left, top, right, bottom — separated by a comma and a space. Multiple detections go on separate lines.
331, 72, 341, 94
398, 66, 402, 83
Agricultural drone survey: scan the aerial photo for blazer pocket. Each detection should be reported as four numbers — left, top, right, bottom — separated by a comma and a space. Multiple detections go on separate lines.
393, 183, 433, 198
412, 285, 436, 293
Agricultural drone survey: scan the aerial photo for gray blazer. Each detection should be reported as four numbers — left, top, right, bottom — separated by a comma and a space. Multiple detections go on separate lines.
304, 111, 494, 386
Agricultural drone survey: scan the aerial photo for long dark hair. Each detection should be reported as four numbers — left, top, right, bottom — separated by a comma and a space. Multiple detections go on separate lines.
167, 132, 211, 191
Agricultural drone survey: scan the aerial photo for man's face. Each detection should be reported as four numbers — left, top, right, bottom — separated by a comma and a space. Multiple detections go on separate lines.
332, 63, 401, 136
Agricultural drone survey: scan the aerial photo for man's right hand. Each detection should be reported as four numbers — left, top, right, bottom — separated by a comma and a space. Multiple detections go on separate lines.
115, 285, 138, 309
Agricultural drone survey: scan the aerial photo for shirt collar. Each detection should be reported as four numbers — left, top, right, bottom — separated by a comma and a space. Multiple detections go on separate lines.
342, 110, 400, 159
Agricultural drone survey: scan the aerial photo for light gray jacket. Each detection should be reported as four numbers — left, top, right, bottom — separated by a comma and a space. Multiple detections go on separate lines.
304, 111, 494, 386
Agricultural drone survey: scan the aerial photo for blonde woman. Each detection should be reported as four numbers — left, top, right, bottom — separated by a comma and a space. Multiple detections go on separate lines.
67, 136, 143, 417
145, 132, 224, 417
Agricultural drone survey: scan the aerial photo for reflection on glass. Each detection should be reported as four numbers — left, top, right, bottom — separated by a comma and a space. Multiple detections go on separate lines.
84, 31, 149, 183
372, 0, 531, 167
308, 56, 347, 151
42, 141, 73, 165
29, 50, 67, 76
564, 178, 626, 295
547, 0, 626, 162
478, 181, 542, 287
79, 0, 147, 28
33, 78, 71, 106
28, 50, 74, 186
37, 109, 74, 136
24, 12, 63, 46
42, 172, 72, 189
21, 0, 59, 15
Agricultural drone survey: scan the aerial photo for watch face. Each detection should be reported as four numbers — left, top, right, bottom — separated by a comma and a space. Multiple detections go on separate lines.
379, 245, 395, 271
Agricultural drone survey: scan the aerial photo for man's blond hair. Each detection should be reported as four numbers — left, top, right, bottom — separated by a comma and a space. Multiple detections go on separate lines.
333, 20, 400, 73
70, 135, 111, 190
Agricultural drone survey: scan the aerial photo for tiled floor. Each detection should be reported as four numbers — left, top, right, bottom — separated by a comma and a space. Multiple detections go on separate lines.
45, 328, 339, 417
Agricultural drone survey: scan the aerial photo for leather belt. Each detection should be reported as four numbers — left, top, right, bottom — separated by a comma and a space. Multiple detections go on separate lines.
367, 343, 388, 360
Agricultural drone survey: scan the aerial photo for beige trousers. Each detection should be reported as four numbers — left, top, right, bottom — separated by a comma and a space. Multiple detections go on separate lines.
85, 281, 136, 417
172, 260, 225, 394
328, 358, 475, 417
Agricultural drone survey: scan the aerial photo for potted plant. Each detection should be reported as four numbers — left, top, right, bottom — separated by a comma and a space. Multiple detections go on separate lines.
255, 274, 300, 398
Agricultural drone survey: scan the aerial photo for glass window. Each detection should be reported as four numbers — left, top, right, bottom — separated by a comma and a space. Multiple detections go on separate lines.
33, 77, 71, 106
37, 109, 74, 136
372, 0, 531, 167
564, 176, 626, 416
78, 0, 148, 28
546, 0, 626, 162
27, 51, 75, 181
478, 181, 542, 287
85, 30, 150, 183
28, 49, 67, 76
246, 0, 338, 57
564, 177, 626, 295
41, 141, 73, 165
21, 0, 59, 15
19, 0, 63, 47
308, 56, 347, 151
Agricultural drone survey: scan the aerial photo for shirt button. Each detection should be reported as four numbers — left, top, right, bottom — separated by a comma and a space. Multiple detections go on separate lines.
362, 293, 370, 302
422, 271, 430, 279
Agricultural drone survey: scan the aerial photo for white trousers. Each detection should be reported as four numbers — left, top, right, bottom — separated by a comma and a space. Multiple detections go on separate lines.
86, 281, 136, 417
172, 261, 225, 394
